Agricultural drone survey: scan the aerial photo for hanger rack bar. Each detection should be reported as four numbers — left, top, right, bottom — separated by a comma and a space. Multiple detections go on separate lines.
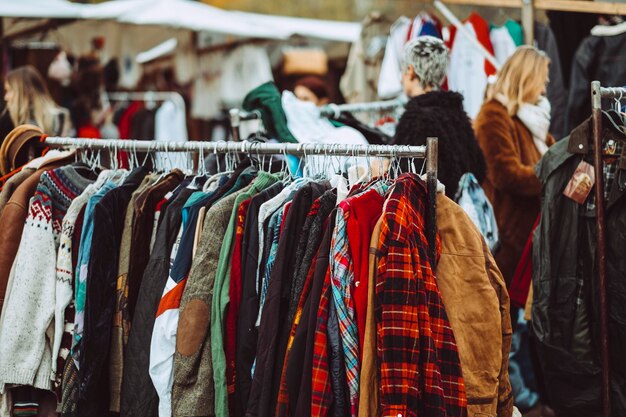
43, 137, 427, 158
599, 87, 626, 100
228, 99, 404, 141
105, 91, 186, 114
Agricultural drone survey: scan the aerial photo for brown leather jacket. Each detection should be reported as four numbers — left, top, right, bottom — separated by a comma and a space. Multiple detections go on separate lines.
436, 194, 514, 417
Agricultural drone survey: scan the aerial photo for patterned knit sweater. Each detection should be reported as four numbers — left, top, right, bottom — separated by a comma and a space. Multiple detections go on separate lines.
0, 166, 92, 393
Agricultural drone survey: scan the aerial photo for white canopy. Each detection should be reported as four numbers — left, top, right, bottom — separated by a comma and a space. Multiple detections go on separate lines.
1, 0, 360, 43
80, 0, 289, 40
233, 12, 361, 42
0, 0, 83, 19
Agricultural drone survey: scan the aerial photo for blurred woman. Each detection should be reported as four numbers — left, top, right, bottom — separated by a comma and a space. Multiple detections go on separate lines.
3, 66, 71, 138
293, 76, 331, 106
474, 46, 553, 285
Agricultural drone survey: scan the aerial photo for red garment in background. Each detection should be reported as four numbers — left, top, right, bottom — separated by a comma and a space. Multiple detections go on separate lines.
509, 216, 540, 309
116, 102, 142, 169
77, 125, 101, 139
225, 198, 252, 415
344, 188, 385, 358
446, 12, 497, 77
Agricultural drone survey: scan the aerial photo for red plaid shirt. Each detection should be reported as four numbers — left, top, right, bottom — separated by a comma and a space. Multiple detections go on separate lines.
310, 268, 333, 417
376, 174, 467, 417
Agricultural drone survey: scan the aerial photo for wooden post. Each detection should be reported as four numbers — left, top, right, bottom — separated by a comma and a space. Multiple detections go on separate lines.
521, 0, 535, 44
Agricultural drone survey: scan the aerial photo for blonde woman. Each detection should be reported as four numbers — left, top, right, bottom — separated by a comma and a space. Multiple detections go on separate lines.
3, 66, 71, 138
474, 46, 554, 285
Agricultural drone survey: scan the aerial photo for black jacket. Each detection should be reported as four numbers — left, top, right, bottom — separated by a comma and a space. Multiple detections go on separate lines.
535, 22, 568, 140
120, 185, 193, 417
566, 25, 626, 133
532, 116, 626, 416
247, 181, 329, 417
235, 182, 284, 417
78, 167, 148, 416
292, 209, 336, 416
392, 90, 486, 197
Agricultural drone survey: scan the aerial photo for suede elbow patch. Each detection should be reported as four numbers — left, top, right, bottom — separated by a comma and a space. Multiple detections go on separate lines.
176, 298, 209, 356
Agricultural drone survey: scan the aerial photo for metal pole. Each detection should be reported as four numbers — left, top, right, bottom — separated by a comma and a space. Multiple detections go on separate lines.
43, 137, 427, 158
591, 80, 611, 417
426, 137, 438, 267
229, 108, 241, 142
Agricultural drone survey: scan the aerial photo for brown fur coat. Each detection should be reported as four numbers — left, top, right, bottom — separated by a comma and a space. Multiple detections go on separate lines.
474, 99, 554, 284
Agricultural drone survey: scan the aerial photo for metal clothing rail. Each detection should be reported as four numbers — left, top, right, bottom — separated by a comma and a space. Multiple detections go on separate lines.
43, 136, 439, 255
228, 98, 404, 141
590, 81, 626, 417
42, 137, 430, 158
105, 91, 186, 114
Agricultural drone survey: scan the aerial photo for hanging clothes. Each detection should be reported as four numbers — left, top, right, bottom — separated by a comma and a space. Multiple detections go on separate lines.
566, 21, 626, 133
0, 142, 515, 417
340, 13, 391, 104
447, 13, 497, 119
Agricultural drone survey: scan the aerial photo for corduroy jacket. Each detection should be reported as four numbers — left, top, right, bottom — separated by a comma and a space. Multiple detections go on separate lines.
436, 194, 513, 417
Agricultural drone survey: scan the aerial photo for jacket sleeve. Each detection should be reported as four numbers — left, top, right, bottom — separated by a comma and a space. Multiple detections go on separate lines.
0, 192, 56, 391
149, 225, 184, 417
475, 107, 542, 196
482, 237, 514, 417
566, 36, 595, 134
172, 205, 230, 416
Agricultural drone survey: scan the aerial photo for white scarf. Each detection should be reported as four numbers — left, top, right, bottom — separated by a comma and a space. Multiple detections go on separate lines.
496, 94, 551, 155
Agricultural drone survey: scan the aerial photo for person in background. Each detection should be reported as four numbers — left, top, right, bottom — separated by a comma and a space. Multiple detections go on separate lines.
474, 46, 553, 286
293, 76, 331, 106
474, 46, 555, 417
392, 35, 486, 198
3, 66, 71, 139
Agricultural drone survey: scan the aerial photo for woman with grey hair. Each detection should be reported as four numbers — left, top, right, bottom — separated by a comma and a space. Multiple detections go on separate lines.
392, 35, 486, 198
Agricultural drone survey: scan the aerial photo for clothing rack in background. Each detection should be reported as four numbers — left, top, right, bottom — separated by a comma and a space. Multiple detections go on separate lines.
590, 81, 626, 417
104, 91, 186, 114
228, 98, 404, 141
43, 136, 439, 258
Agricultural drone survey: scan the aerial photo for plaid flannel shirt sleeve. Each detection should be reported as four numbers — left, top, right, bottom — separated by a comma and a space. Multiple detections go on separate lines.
375, 176, 467, 417
330, 206, 360, 417
311, 270, 333, 417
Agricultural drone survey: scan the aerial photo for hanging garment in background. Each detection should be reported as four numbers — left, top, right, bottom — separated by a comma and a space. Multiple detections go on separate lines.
566, 21, 626, 133
447, 12, 497, 119
377, 16, 411, 100
340, 13, 391, 104
155, 100, 190, 172
221, 45, 274, 109
490, 24, 517, 65
191, 51, 225, 121
454, 172, 499, 251
377, 13, 442, 100
535, 22, 568, 140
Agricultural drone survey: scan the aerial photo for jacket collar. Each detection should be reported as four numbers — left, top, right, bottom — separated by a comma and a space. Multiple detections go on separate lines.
567, 114, 626, 168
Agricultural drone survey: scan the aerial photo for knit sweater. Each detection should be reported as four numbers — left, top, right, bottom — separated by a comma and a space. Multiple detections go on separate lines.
0, 166, 92, 392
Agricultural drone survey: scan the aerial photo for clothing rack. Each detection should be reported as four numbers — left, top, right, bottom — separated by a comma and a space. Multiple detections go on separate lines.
228, 98, 404, 141
105, 91, 186, 114
43, 136, 439, 257
590, 81, 626, 417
